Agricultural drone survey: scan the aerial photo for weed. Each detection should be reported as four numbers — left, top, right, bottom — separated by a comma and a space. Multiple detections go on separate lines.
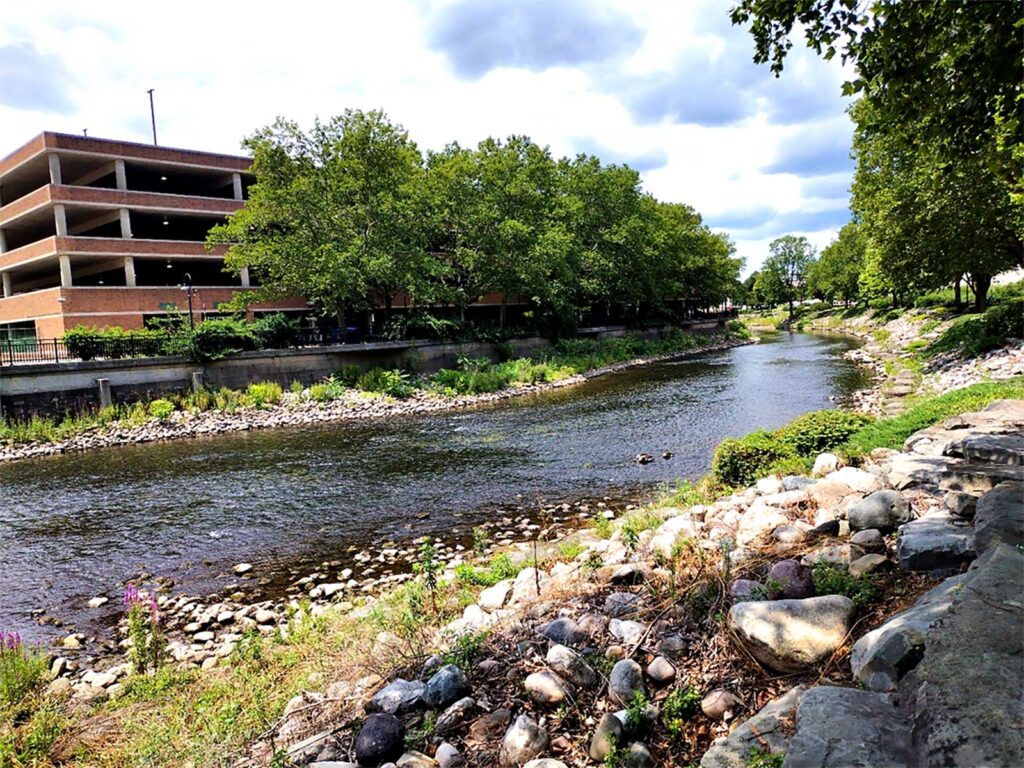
592, 515, 613, 539
747, 747, 785, 768
558, 537, 585, 560
149, 399, 175, 420
662, 684, 702, 739
811, 562, 879, 607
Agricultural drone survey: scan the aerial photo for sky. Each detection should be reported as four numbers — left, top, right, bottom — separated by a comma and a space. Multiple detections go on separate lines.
0, 0, 856, 274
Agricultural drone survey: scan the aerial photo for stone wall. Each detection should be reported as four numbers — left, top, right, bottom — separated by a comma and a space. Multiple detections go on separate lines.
0, 321, 725, 419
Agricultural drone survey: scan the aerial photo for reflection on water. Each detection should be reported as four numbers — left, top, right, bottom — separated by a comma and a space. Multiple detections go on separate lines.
0, 332, 867, 638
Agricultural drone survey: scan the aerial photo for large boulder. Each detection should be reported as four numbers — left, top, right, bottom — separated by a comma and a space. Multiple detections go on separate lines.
973, 480, 1023, 555
355, 713, 405, 766
899, 544, 1024, 767
847, 490, 911, 532
728, 596, 855, 673
783, 686, 908, 768
510, 568, 550, 605
699, 686, 805, 768
499, 714, 549, 768
825, 467, 884, 494
850, 573, 967, 692
957, 433, 1024, 465
888, 454, 1022, 493
897, 513, 975, 574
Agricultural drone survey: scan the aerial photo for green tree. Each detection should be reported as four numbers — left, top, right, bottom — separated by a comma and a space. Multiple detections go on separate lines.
208, 110, 428, 329
760, 235, 816, 318
807, 222, 865, 306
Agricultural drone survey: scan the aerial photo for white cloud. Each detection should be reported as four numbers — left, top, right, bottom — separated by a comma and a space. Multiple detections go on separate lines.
0, 0, 855, 273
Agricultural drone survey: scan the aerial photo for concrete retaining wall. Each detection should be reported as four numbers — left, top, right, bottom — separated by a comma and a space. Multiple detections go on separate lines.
0, 321, 724, 419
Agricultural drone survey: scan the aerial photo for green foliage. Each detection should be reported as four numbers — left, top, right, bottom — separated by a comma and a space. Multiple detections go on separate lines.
125, 595, 167, 675
441, 630, 488, 668
776, 410, 873, 456
757, 235, 816, 316
840, 377, 1024, 458
413, 537, 442, 612
333, 364, 362, 387
811, 562, 879, 607
453, 553, 520, 587
591, 515, 613, 539
186, 317, 259, 361
620, 510, 663, 552
148, 399, 175, 420
63, 325, 168, 361
357, 368, 415, 398
0, 635, 48, 711
746, 747, 785, 768
926, 299, 1024, 359
308, 381, 343, 402
245, 381, 284, 409
711, 430, 799, 486
471, 526, 491, 556
625, 690, 651, 733
662, 684, 702, 739
558, 537, 585, 560
249, 313, 300, 349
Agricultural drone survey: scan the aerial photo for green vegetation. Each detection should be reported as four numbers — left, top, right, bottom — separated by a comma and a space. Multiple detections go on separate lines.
208, 110, 744, 334
746, 747, 785, 768
662, 685, 702, 739
453, 553, 520, 588
148, 399, 175, 420
840, 377, 1024, 459
811, 562, 879, 608
925, 300, 1024, 359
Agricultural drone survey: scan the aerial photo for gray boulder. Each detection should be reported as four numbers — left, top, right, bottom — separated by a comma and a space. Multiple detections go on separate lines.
604, 592, 641, 617
973, 480, 1023, 555
782, 686, 908, 768
589, 712, 623, 761
546, 644, 598, 689
366, 679, 425, 715
608, 659, 646, 705
700, 686, 805, 768
499, 714, 549, 768
728, 596, 855, 673
897, 513, 975, 574
435, 696, 476, 735
900, 544, 1024, 767
847, 490, 911, 532
355, 713, 404, 766
422, 665, 470, 709
539, 617, 585, 646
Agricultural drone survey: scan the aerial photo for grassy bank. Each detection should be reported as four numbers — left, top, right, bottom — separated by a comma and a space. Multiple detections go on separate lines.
0, 327, 746, 448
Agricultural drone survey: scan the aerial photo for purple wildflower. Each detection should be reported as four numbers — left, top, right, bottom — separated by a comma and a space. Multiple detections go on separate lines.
1, 630, 23, 651
123, 583, 141, 607
148, 596, 160, 625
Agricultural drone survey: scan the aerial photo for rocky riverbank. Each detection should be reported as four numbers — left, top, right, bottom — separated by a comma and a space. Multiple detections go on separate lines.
37, 396, 1023, 767
0, 335, 752, 466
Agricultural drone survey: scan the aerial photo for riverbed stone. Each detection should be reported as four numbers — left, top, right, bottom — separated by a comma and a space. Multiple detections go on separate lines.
510, 568, 550, 605
728, 596, 855, 673
608, 659, 646, 705
435, 742, 465, 768
608, 618, 645, 646
546, 644, 598, 689
478, 580, 513, 611
699, 686, 805, 768
784, 686, 909, 768
897, 513, 975, 573
589, 713, 623, 761
468, 708, 511, 742
847, 490, 912, 532
604, 592, 641, 617
973, 480, 1023, 555
645, 656, 675, 685
423, 664, 470, 709
499, 714, 549, 768
849, 528, 885, 552
523, 761, 567, 768
729, 578, 760, 600
826, 467, 884, 494
701, 689, 740, 720
355, 713, 404, 766
367, 679, 425, 715
539, 616, 585, 646
812, 453, 842, 477
624, 742, 655, 768
435, 696, 476, 735
766, 559, 814, 600
736, 502, 789, 546
525, 670, 571, 707
848, 553, 889, 578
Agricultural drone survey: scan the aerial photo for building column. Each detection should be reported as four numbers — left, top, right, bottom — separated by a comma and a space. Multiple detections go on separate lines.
59, 254, 73, 287
54, 204, 68, 237
232, 173, 243, 201
114, 159, 127, 190
119, 208, 132, 239
48, 154, 63, 185
239, 267, 250, 288
2, 272, 12, 298
0, 228, 7, 253
124, 256, 137, 288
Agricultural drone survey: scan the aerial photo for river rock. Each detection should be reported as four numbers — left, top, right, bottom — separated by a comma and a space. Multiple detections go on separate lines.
355, 713, 404, 766
849, 528, 885, 552
423, 664, 470, 709
525, 670, 571, 707
973, 480, 1023, 555
608, 618, 645, 646
826, 467, 884, 494
847, 490, 912, 532
766, 559, 814, 599
624, 742, 655, 768
367, 679, 425, 715
812, 453, 842, 477
232, 563, 253, 575
87, 596, 108, 608
701, 689, 740, 720
736, 502, 789, 546
756, 476, 784, 495
469, 708, 511, 742
699, 686, 805, 768
656, 634, 688, 659
645, 656, 675, 685
850, 573, 967, 691
539, 617, 585, 646
478, 580, 513, 611
728, 596, 855, 673
546, 644, 598, 689
523, 761, 567, 768
499, 714, 549, 768
849, 553, 889, 577
589, 712, 623, 761
897, 513, 975, 573
435, 742, 465, 768
730, 578, 760, 600
608, 659, 646, 705
604, 592, 641, 617
510, 568, 550, 605
435, 697, 476, 735
784, 686, 909, 768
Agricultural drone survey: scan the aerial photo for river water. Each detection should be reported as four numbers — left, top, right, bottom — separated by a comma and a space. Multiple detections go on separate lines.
0, 332, 867, 640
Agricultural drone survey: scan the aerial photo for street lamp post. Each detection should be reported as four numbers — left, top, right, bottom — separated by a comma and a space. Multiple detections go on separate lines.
181, 272, 195, 331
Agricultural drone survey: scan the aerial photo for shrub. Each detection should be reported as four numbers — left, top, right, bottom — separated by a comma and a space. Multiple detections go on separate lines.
63, 326, 167, 361
309, 381, 343, 402
0, 631, 49, 709
250, 313, 300, 349
333, 364, 362, 387
289, 380, 304, 394
148, 399, 175, 420
711, 431, 799, 486
357, 367, 415, 398
662, 684, 702, 739
811, 562, 879, 607
777, 410, 873, 456
926, 299, 1024, 358
186, 317, 258, 361
246, 381, 283, 408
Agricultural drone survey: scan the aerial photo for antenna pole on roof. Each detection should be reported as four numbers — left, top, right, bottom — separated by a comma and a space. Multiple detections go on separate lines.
82, 129, 88, 136
147, 88, 158, 145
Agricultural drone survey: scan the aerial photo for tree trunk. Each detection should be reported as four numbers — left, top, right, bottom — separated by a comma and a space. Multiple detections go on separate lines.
953, 278, 962, 308
787, 297, 794, 320
973, 274, 992, 311
336, 306, 346, 342
499, 296, 507, 328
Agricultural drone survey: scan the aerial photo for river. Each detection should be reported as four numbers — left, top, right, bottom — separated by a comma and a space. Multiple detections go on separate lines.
0, 331, 867, 641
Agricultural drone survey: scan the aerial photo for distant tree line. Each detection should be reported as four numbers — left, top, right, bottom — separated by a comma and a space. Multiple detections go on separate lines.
732, 0, 1023, 311
207, 110, 744, 334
